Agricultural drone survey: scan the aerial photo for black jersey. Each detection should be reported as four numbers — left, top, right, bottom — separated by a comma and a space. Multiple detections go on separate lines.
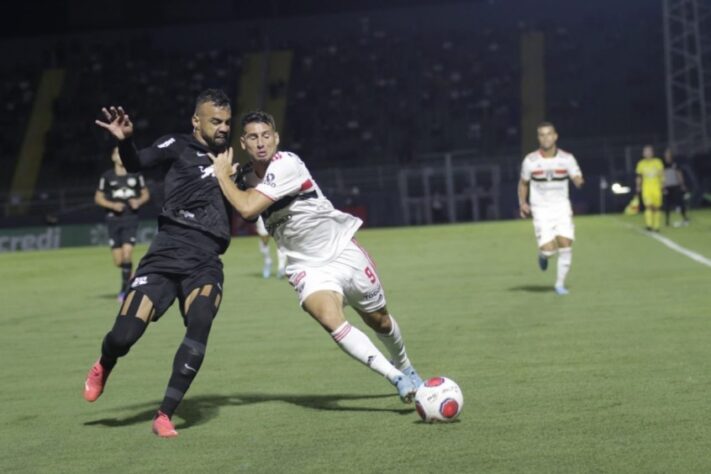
118, 134, 233, 253
97, 169, 146, 219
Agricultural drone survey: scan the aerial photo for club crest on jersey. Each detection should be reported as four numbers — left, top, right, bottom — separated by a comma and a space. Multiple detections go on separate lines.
263, 172, 276, 187
127, 177, 137, 187
199, 165, 216, 179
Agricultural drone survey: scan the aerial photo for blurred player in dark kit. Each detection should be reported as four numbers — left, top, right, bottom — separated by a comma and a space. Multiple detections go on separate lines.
95, 146, 150, 301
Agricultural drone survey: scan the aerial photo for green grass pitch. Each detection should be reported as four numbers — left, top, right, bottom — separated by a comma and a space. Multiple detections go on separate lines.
1, 211, 710, 473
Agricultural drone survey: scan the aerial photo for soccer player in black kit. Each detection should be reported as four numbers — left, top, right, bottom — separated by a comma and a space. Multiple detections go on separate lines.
95, 146, 150, 302
84, 89, 234, 438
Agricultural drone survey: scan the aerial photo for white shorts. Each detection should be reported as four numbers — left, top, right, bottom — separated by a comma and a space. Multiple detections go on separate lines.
286, 240, 387, 313
255, 217, 268, 237
532, 205, 575, 247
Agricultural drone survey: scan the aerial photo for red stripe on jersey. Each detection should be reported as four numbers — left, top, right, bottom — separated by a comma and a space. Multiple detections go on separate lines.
531, 170, 545, 176
554, 169, 568, 174
272, 152, 283, 161
300, 179, 313, 191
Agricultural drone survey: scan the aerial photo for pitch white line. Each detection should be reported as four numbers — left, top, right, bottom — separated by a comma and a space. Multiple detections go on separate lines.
644, 230, 711, 268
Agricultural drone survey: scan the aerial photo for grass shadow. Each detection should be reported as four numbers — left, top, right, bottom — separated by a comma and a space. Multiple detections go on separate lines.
507, 284, 553, 293
96, 293, 121, 300
84, 392, 414, 430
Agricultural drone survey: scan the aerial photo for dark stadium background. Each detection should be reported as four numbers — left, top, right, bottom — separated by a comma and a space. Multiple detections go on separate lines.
1, 0, 707, 241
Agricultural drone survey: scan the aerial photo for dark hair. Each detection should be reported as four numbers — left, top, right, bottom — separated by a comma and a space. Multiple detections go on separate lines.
537, 121, 556, 131
194, 89, 231, 113
240, 110, 277, 134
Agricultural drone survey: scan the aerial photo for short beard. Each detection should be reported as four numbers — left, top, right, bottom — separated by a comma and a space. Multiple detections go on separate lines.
204, 135, 228, 153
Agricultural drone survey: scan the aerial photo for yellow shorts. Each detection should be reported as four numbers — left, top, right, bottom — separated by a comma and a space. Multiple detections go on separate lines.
641, 186, 662, 208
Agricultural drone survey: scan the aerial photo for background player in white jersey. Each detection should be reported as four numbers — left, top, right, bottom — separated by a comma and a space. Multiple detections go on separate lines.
255, 216, 287, 278
211, 111, 422, 402
518, 122, 584, 295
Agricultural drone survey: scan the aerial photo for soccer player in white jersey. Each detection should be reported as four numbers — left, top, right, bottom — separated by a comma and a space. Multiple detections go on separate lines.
255, 216, 287, 278
518, 122, 584, 295
211, 111, 422, 402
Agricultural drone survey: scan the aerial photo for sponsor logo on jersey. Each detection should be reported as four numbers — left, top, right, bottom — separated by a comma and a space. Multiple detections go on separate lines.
196, 152, 208, 157
199, 165, 215, 179
131, 276, 148, 288
157, 137, 175, 148
111, 188, 136, 200
179, 209, 196, 219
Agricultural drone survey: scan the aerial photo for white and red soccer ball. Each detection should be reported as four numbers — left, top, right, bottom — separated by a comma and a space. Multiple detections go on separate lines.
415, 376, 463, 423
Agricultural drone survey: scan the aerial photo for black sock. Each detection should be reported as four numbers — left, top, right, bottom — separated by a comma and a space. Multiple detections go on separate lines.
159, 296, 214, 417
120, 262, 132, 293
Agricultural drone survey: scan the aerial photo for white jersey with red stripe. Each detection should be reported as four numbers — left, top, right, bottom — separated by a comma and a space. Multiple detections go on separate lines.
244, 151, 362, 266
520, 149, 582, 208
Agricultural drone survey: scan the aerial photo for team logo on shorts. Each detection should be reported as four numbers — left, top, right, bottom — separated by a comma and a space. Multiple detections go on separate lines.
131, 276, 148, 288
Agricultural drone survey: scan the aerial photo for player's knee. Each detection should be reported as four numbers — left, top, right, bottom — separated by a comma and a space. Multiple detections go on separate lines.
103, 316, 146, 356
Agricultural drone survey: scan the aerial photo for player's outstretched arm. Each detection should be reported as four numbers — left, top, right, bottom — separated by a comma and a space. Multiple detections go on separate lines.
211, 148, 272, 220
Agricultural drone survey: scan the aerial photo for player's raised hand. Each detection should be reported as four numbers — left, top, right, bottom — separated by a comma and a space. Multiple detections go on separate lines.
95, 106, 134, 140
209, 148, 238, 178
519, 202, 531, 218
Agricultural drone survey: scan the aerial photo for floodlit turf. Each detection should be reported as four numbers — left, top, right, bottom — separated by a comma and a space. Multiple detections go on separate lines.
1, 211, 710, 473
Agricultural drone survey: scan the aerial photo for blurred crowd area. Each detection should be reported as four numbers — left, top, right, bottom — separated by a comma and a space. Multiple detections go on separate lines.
0, 1, 666, 218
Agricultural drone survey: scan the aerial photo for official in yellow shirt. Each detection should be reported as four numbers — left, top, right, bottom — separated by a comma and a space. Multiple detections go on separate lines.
635, 145, 664, 231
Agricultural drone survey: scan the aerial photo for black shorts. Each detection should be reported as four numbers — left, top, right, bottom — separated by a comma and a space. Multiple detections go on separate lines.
128, 224, 225, 322
107, 216, 139, 249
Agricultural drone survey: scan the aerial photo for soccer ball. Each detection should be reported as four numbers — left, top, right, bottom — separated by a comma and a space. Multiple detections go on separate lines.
415, 376, 463, 423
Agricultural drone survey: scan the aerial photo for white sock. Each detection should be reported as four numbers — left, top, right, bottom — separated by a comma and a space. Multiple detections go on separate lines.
258, 240, 272, 266
556, 247, 572, 287
331, 322, 402, 383
376, 314, 411, 370
277, 248, 287, 272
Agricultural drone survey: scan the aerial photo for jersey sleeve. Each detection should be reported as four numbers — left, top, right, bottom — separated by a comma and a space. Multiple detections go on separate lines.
567, 155, 582, 178
520, 158, 532, 181
118, 135, 179, 172
635, 160, 643, 175
139, 135, 181, 168
97, 174, 106, 192
255, 154, 304, 201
